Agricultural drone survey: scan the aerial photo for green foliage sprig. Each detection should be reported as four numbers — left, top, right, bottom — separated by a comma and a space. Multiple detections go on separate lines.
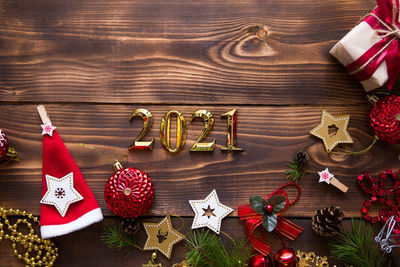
285, 152, 309, 183
329, 219, 391, 267
286, 161, 305, 183
101, 224, 142, 252
185, 229, 252, 267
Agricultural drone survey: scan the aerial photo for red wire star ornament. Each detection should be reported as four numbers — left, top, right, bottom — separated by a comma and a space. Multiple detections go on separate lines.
356, 169, 400, 235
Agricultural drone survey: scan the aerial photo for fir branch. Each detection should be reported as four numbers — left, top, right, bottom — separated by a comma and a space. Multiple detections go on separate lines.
329, 219, 391, 267
285, 161, 305, 183
185, 229, 252, 267
101, 224, 141, 252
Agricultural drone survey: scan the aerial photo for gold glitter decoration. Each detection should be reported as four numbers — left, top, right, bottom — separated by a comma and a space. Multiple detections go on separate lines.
296, 250, 329, 267
0, 206, 58, 266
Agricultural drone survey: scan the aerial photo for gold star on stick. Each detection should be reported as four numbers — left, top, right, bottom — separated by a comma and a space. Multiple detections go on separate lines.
143, 216, 185, 259
310, 110, 353, 152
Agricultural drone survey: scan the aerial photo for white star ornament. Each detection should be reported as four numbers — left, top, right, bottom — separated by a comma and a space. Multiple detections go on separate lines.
189, 189, 233, 234
40, 172, 83, 217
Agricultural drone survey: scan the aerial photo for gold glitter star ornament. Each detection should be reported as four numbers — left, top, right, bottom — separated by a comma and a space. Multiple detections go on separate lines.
143, 215, 185, 259
310, 110, 353, 152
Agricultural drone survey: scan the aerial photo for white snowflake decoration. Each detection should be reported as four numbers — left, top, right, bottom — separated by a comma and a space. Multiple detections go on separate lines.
41, 123, 56, 136
318, 168, 335, 184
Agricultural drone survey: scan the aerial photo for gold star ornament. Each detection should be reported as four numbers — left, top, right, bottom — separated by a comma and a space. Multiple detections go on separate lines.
310, 110, 353, 152
143, 215, 185, 259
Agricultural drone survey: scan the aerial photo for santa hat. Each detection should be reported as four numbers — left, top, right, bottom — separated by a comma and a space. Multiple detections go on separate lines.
37, 105, 103, 239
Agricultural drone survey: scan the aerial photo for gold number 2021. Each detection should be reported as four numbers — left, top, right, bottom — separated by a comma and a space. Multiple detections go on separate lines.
130, 109, 242, 153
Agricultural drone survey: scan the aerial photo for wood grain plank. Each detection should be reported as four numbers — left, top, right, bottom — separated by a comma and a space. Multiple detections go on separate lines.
0, 104, 398, 217
0, 0, 381, 105
0, 217, 350, 267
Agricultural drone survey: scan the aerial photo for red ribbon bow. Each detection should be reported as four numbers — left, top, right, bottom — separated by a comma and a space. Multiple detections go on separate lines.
346, 0, 400, 89
237, 183, 303, 255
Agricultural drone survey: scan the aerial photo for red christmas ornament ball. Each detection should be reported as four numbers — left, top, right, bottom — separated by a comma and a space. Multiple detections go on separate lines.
0, 129, 9, 161
273, 247, 296, 267
104, 160, 154, 218
249, 254, 273, 267
370, 95, 400, 144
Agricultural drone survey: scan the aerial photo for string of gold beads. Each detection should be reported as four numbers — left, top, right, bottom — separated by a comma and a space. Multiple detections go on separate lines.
0, 207, 58, 266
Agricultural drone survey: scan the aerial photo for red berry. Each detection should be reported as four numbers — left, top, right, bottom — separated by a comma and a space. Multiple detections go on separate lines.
265, 204, 274, 214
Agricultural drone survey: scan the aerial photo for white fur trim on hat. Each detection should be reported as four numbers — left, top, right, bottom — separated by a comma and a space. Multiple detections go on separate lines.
41, 208, 103, 239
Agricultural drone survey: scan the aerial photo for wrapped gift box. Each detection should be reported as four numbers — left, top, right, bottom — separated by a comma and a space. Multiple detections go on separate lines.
330, 0, 400, 92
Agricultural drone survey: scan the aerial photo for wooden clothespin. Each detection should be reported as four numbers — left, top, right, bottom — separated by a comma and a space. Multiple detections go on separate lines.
37, 105, 52, 125
37, 105, 57, 136
318, 168, 348, 193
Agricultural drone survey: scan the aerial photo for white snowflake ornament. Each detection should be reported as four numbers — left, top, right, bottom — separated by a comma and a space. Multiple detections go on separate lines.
40, 172, 83, 217
318, 168, 334, 184
189, 189, 233, 234
41, 122, 56, 136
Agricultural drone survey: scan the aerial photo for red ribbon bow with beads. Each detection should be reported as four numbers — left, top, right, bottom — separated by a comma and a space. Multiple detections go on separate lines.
357, 169, 400, 235
346, 0, 400, 89
237, 183, 303, 255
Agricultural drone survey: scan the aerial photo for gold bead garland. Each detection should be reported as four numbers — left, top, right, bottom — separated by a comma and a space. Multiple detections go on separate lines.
0, 206, 58, 266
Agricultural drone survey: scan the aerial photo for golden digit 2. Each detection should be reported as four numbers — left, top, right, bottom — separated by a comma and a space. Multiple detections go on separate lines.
129, 108, 155, 150
221, 109, 243, 151
190, 110, 215, 152
160, 110, 187, 153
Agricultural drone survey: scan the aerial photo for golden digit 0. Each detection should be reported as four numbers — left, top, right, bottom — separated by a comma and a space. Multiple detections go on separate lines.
129, 108, 155, 150
221, 109, 243, 151
190, 110, 215, 152
160, 110, 187, 153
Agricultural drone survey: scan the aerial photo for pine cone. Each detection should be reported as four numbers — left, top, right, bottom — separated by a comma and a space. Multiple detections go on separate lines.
120, 218, 140, 235
312, 206, 344, 237
294, 152, 309, 166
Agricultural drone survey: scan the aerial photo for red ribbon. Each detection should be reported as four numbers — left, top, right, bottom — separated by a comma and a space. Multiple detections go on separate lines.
237, 184, 303, 256
345, 0, 400, 90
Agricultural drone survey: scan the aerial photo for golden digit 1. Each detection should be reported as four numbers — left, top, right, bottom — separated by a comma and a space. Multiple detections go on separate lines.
129, 108, 155, 150
160, 110, 187, 153
190, 110, 215, 152
221, 109, 243, 151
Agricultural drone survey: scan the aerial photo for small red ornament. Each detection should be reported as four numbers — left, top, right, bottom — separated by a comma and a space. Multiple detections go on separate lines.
273, 247, 296, 267
0, 129, 18, 164
0, 129, 9, 161
370, 95, 400, 144
249, 254, 273, 267
265, 204, 274, 214
104, 160, 154, 218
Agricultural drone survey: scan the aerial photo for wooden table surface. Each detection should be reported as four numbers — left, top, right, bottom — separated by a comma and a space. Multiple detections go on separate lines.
0, 0, 399, 266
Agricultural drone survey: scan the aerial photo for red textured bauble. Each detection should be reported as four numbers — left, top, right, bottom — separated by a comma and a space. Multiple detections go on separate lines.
104, 160, 154, 218
273, 247, 296, 267
370, 95, 400, 144
0, 129, 9, 161
249, 254, 273, 267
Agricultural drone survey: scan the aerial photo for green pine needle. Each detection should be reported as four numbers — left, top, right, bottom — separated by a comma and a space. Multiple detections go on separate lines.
329, 219, 391, 267
101, 224, 141, 252
285, 161, 305, 183
185, 229, 252, 267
